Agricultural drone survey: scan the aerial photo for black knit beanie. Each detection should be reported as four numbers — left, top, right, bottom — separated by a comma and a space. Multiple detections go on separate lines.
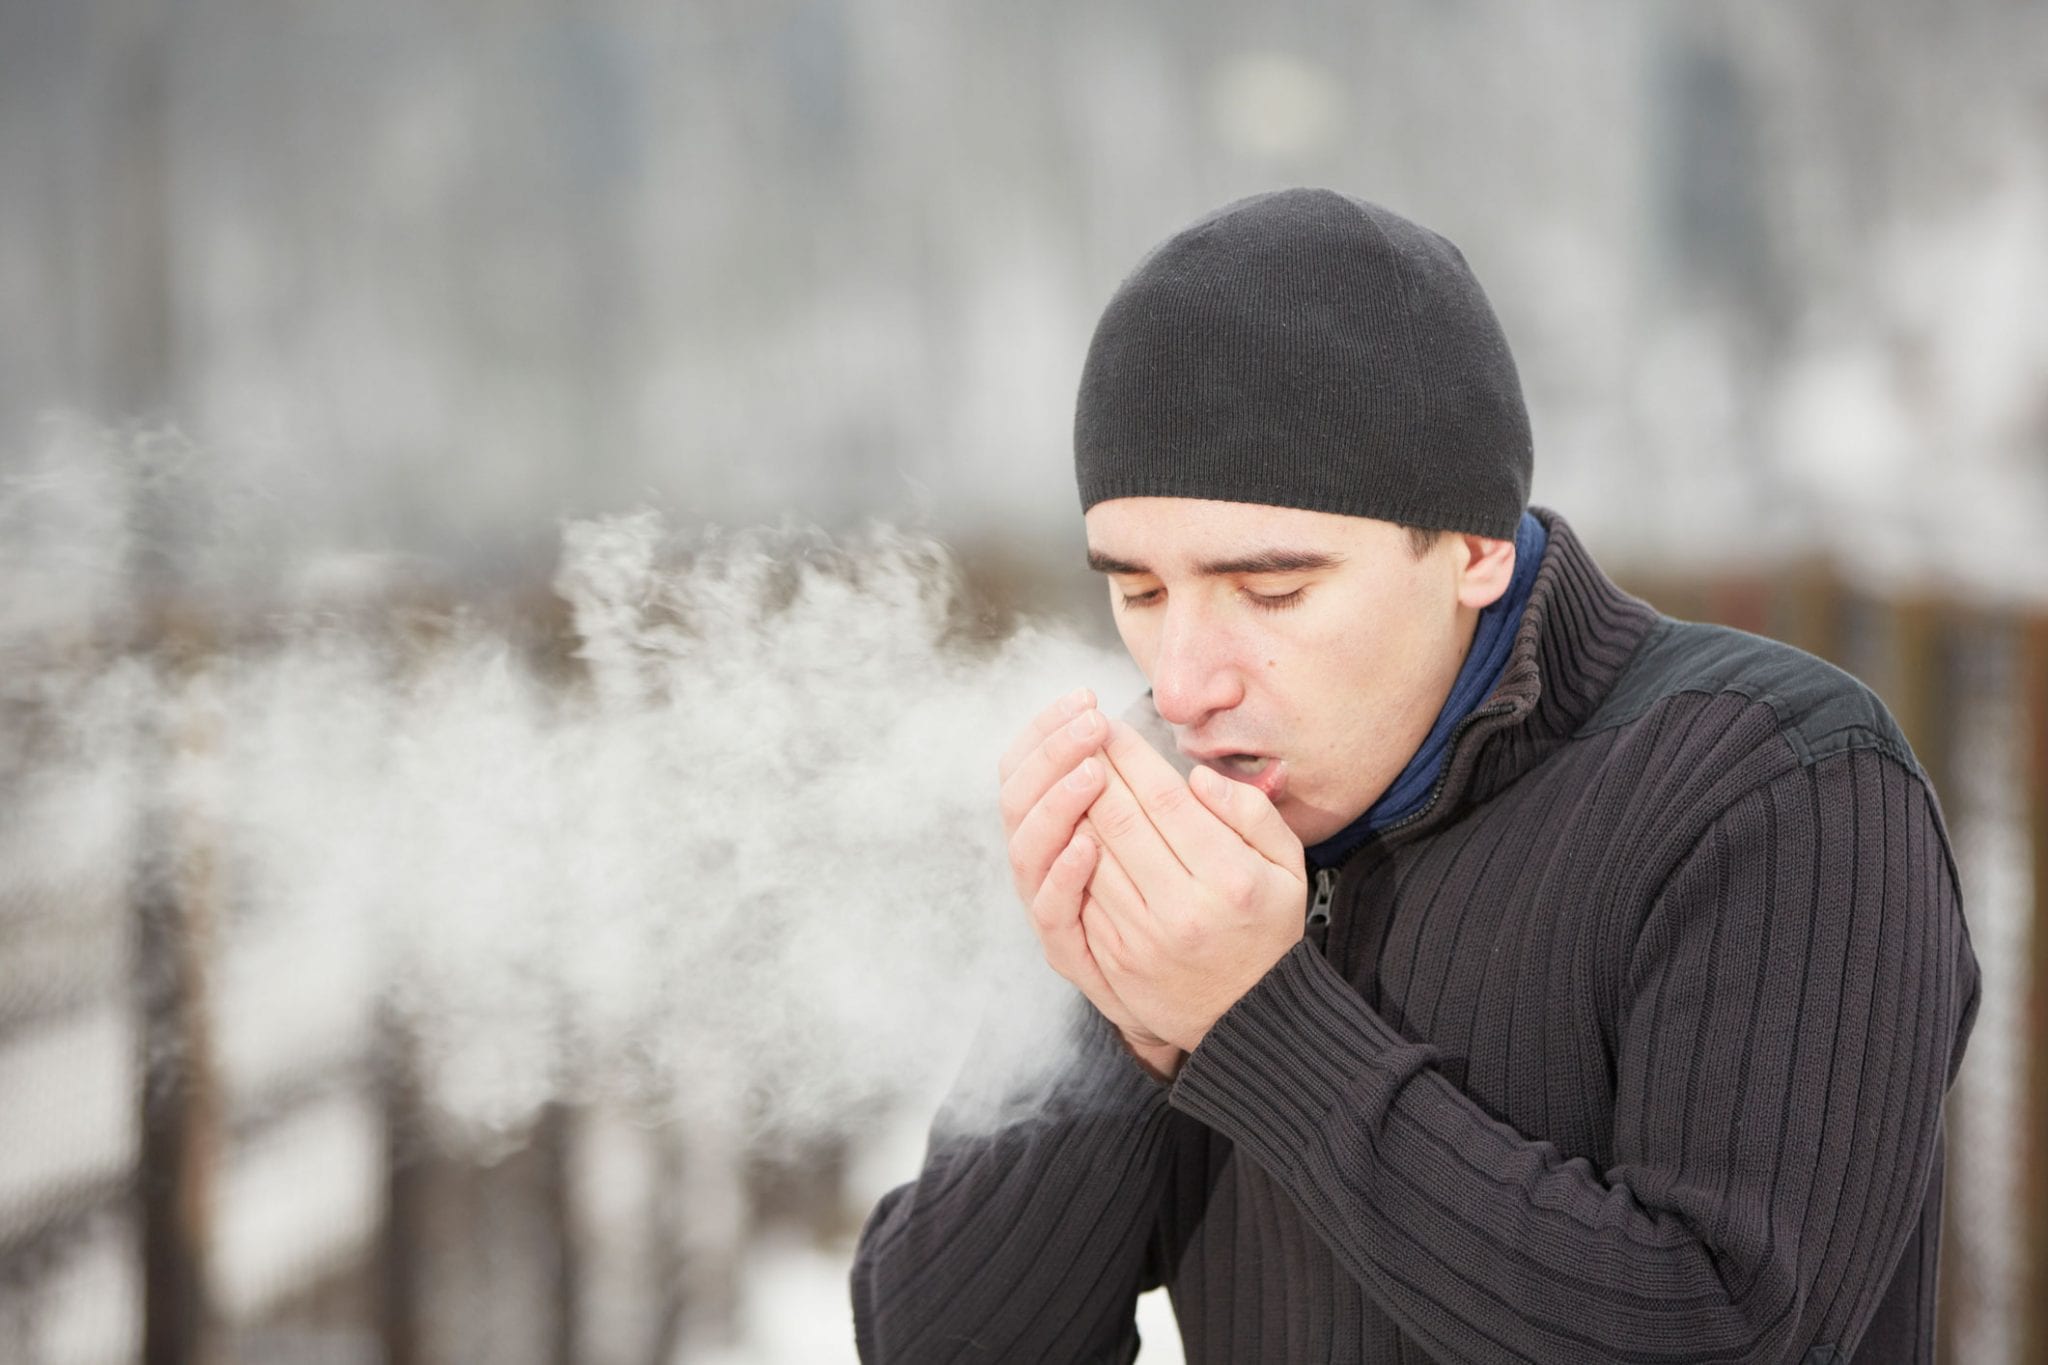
1074, 188, 1532, 540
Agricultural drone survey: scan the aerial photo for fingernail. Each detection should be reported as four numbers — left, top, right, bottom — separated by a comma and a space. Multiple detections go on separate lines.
1067, 710, 1100, 741
1061, 687, 1093, 716
1064, 757, 1098, 790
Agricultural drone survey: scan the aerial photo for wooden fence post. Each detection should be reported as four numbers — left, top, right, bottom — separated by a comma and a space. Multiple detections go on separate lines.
536, 1100, 580, 1365
378, 1006, 425, 1365
134, 666, 220, 1365
2021, 613, 2048, 1365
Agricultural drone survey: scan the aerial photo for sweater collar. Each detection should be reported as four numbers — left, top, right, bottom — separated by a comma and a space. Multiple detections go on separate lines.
1367, 506, 1660, 845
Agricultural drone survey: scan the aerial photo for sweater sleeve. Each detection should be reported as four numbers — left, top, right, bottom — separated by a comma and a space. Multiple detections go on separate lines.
1168, 748, 1981, 1364
850, 1001, 1181, 1364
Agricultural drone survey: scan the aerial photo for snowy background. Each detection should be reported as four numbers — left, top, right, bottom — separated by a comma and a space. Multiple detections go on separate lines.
1, 0, 2043, 1361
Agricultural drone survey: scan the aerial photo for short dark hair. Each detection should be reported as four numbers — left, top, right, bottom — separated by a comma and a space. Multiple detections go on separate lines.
1402, 524, 1444, 558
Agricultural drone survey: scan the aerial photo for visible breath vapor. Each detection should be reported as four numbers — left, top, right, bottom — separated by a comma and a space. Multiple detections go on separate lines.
2, 445, 1142, 1158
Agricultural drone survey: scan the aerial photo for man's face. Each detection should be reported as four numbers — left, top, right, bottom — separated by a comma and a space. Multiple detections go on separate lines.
1084, 496, 1489, 847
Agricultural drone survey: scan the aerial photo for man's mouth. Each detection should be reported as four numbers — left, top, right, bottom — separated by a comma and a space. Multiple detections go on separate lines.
1190, 751, 1290, 803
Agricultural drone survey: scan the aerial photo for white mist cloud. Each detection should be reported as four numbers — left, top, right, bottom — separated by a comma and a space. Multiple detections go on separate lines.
4, 489, 1141, 1162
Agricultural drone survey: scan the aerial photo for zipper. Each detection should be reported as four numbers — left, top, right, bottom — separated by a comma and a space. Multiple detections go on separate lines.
1305, 867, 1337, 951
1304, 697, 1518, 955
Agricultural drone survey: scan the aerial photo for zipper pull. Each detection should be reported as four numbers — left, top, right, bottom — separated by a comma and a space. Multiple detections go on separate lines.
1305, 867, 1336, 950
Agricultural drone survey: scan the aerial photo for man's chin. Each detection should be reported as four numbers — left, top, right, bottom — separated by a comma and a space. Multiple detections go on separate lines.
1278, 794, 1365, 851
1276, 801, 1330, 848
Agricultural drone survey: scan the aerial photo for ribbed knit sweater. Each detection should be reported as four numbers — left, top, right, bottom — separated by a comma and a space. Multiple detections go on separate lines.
852, 509, 1981, 1364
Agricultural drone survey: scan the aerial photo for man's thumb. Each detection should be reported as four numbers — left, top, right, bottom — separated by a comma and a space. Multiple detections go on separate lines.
1190, 764, 1300, 869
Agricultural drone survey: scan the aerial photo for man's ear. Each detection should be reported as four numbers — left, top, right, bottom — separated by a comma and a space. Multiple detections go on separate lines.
1453, 533, 1516, 610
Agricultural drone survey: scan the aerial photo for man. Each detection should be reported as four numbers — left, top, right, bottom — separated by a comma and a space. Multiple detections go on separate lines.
852, 188, 1979, 1363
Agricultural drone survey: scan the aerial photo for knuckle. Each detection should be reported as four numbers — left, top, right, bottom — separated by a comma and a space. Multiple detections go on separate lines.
1215, 864, 1258, 910
1029, 897, 1060, 934
1146, 780, 1192, 818
1095, 802, 1142, 841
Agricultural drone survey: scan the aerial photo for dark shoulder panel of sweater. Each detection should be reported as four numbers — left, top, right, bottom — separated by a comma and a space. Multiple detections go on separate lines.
852, 509, 1981, 1365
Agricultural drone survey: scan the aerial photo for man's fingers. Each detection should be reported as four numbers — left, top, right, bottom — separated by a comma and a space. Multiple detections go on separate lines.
1096, 718, 1242, 878
998, 705, 1109, 839
1189, 763, 1304, 873
1029, 829, 1097, 938
1028, 834, 1133, 1022
1096, 718, 1302, 877
1078, 828, 1152, 972
1081, 751, 1189, 892
1080, 829, 1146, 920
1007, 753, 1106, 905
997, 688, 1096, 785
1080, 891, 1132, 980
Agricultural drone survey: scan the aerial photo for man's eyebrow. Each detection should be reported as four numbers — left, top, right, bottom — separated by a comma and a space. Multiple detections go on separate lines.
1085, 548, 1346, 576
1086, 549, 1149, 575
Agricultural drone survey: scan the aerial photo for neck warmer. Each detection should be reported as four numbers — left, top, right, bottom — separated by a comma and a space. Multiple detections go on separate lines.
1306, 509, 1548, 870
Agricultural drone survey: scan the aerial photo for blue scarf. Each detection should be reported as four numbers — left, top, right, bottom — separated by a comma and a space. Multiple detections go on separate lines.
1306, 511, 1547, 870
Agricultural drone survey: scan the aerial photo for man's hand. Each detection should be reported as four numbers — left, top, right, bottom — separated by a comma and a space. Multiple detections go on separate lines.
999, 691, 1181, 1077
998, 689, 1109, 905
1078, 720, 1307, 1054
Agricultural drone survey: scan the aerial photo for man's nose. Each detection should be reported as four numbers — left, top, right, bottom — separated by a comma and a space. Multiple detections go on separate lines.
1148, 602, 1244, 728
